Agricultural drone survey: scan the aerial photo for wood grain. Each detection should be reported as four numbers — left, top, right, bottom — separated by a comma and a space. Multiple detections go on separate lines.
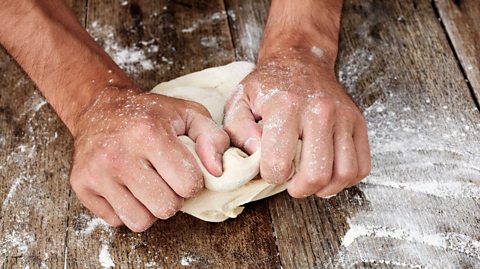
65, 1, 280, 268
434, 0, 480, 103
0, 1, 86, 268
1, 0, 480, 268
226, 0, 480, 268
224, 0, 270, 62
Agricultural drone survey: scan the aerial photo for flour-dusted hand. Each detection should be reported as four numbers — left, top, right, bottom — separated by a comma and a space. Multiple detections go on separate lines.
0, 1, 231, 231
224, 0, 371, 198
70, 87, 229, 232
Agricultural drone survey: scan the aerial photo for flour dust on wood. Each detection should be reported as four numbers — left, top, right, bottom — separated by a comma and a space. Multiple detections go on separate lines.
334, 48, 480, 268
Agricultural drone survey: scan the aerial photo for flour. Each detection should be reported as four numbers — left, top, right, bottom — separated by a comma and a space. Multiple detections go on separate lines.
239, 22, 263, 61
99, 244, 115, 268
3, 231, 35, 256
2, 173, 31, 208
181, 11, 226, 33
200, 36, 219, 48
88, 21, 158, 75
335, 47, 480, 268
79, 217, 112, 236
180, 255, 198, 266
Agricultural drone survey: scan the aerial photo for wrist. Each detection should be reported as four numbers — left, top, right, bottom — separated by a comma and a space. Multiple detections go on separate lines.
258, 0, 342, 66
258, 30, 339, 67
65, 80, 138, 138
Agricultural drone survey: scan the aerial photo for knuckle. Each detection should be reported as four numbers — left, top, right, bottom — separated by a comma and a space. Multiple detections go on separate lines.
309, 174, 332, 189
315, 98, 337, 117
287, 187, 308, 199
356, 113, 367, 125
131, 120, 156, 138
178, 175, 204, 198
297, 171, 330, 187
357, 164, 372, 180
94, 146, 120, 167
154, 197, 184, 220
209, 129, 230, 148
262, 159, 292, 183
186, 100, 209, 116
69, 174, 83, 192
336, 167, 358, 182
130, 217, 155, 233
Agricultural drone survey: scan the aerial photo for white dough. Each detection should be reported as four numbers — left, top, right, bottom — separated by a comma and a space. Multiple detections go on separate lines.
151, 62, 300, 222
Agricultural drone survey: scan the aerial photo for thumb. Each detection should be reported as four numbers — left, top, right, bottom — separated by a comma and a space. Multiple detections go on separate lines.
185, 107, 230, 177
224, 91, 262, 155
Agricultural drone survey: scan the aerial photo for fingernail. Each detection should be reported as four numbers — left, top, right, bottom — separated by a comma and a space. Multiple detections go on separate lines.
321, 193, 337, 199
244, 137, 261, 154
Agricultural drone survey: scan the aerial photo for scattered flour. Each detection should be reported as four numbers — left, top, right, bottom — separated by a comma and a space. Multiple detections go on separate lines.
335, 46, 480, 268
79, 217, 112, 236
311, 46, 324, 58
88, 21, 159, 75
200, 36, 219, 48
2, 173, 31, 208
99, 244, 115, 268
1, 230, 35, 256
181, 11, 226, 33
180, 255, 197, 266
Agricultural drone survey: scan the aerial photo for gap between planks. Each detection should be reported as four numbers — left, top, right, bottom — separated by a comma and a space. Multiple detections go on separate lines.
431, 0, 480, 110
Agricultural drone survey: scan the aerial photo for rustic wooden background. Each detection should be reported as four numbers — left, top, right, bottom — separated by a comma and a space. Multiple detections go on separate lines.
1, 0, 479, 268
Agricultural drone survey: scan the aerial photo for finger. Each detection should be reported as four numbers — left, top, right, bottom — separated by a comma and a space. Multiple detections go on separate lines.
147, 130, 204, 199
287, 103, 335, 198
224, 88, 262, 155
124, 162, 184, 219
102, 181, 156, 233
260, 102, 300, 184
185, 109, 230, 176
350, 116, 371, 186
316, 121, 358, 198
76, 191, 123, 228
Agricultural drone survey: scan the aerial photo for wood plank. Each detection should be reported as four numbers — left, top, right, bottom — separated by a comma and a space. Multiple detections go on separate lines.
224, 0, 270, 62
0, 1, 87, 268
434, 0, 480, 103
226, 0, 480, 268
65, 1, 280, 268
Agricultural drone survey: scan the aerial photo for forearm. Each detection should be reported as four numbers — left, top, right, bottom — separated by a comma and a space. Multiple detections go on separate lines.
0, 0, 134, 135
259, 0, 343, 65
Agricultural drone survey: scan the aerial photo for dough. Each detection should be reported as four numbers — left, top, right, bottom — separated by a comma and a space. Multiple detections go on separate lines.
151, 62, 299, 222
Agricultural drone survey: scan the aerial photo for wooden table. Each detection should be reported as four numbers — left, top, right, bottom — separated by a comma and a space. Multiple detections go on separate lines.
1, 0, 479, 268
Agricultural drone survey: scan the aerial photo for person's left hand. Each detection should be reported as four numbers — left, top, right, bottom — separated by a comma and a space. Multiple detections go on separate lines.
223, 48, 371, 198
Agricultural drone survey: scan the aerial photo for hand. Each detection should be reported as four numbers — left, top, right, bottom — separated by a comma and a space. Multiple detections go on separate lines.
224, 48, 371, 198
69, 87, 229, 232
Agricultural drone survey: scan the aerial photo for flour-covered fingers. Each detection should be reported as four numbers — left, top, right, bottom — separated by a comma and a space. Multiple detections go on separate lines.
287, 102, 335, 198
76, 190, 123, 227
147, 130, 204, 199
185, 107, 230, 176
224, 88, 262, 155
349, 116, 371, 187
124, 162, 184, 220
260, 101, 300, 184
103, 182, 156, 232
316, 120, 358, 198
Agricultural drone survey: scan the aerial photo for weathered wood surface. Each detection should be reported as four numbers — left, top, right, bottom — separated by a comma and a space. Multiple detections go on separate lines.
228, 0, 480, 268
435, 0, 480, 102
1, 0, 479, 268
0, 2, 85, 268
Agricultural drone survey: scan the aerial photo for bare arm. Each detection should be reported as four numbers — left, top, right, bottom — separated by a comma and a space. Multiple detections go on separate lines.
259, 0, 342, 65
0, 0, 132, 134
225, 0, 371, 198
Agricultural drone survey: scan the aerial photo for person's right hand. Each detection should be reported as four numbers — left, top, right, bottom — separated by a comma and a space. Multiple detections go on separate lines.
69, 87, 229, 232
